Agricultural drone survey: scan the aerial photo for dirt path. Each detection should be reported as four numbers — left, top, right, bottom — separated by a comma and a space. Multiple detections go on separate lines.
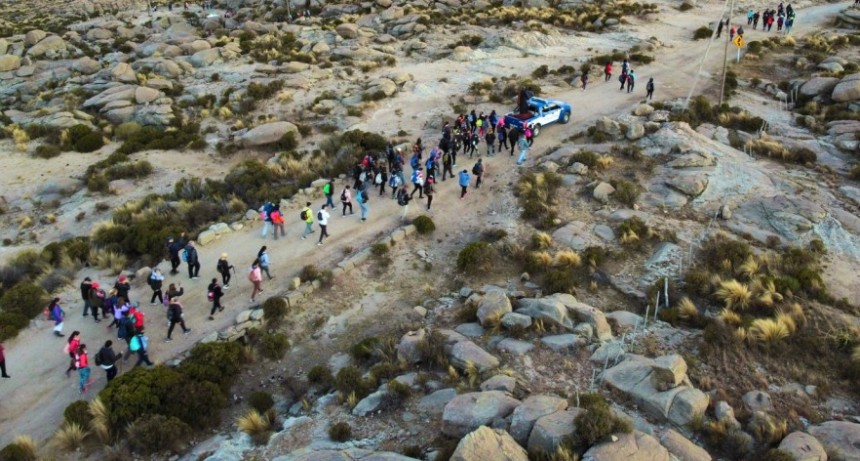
0, 0, 847, 448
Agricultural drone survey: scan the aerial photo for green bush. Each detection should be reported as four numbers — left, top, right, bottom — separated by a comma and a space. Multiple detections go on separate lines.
748, 40, 763, 53
127, 414, 192, 455
679, 2, 694, 10
695, 24, 717, 40
260, 332, 290, 360
335, 366, 365, 395
105, 160, 153, 180
179, 342, 244, 392
456, 241, 496, 275
248, 391, 274, 413
574, 404, 632, 449
328, 422, 352, 442
611, 179, 640, 208
63, 400, 92, 428
114, 122, 143, 140
65, 124, 93, 146
412, 215, 436, 234
0, 282, 48, 319
307, 365, 334, 389
0, 312, 29, 341
276, 131, 298, 151
99, 366, 187, 428
369, 362, 399, 382
532, 64, 549, 79
34, 144, 62, 159
262, 297, 288, 325
75, 132, 104, 153
0, 443, 36, 461
570, 151, 599, 168
349, 337, 380, 363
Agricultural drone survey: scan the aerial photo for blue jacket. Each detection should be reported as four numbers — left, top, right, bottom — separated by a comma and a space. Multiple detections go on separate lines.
459, 171, 471, 187
259, 252, 270, 266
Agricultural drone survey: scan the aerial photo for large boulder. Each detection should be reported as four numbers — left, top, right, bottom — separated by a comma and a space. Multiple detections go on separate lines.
528, 409, 582, 454
448, 340, 499, 373
741, 390, 774, 413
396, 329, 425, 364
135, 86, 164, 104
666, 174, 708, 197
809, 421, 860, 461
240, 121, 300, 147
778, 431, 828, 461
86, 27, 114, 40
190, 48, 222, 67
24, 29, 47, 47
0, 55, 21, 72
509, 395, 569, 445
477, 290, 512, 327
72, 56, 101, 74
451, 426, 528, 461
800, 77, 840, 97
659, 429, 712, 461
336, 23, 360, 39
651, 354, 687, 391
441, 391, 521, 438
516, 295, 575, 330
593, 182, 615, 202
26, 35, 67, 58
832, 73, 860, 103
110, 62, 137, 83
583, 431, 672, 461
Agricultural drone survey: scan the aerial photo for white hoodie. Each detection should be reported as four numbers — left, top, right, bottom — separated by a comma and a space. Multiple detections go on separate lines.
318, 208, 330, 226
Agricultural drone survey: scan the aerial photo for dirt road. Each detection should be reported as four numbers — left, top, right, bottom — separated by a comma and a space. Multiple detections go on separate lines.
0, 0, 847, 448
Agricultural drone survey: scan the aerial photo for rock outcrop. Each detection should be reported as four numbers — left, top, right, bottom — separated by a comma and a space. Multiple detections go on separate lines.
442, 391, 521, 437
450, 426, 528, 461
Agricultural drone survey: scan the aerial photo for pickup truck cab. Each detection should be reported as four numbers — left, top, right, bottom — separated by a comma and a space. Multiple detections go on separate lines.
503, 97, 572, 138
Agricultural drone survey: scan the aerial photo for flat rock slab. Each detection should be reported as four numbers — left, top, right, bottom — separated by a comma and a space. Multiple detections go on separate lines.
450, 426, 528, 461
541, 334, 585, 352
442, 391, 521, 438
418, 388, 457, 415
455, 323, 484, 338
510, 395, 569, 445
809, 421, 860, 461
496, 338, 534, 356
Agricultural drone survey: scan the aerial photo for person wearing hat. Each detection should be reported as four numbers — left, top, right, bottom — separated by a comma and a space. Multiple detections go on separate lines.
185, 241, 200, 279
167, 237, 183, 275
148, 268, 164, 305
80, 277, 93, 319
87, 281, 104, 323
217, 253, 234, 288
114, 275, 131, 304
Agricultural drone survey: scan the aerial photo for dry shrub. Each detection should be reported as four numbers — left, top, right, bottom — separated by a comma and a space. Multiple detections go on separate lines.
531, 231, 554, 250
0, 435, 38, 460
89, 397, 111, 444
89, 248, 127, 275
750, 318, 791, 343
237, 409, 272, 445
53, 423, 87, 452
715, 280, 752, 310
553, 250, 581, 268
677, 297, 699, 319
328, 422, 352, 442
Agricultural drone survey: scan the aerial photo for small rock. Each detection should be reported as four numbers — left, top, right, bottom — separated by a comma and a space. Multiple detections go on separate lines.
540, 334, 584, 352
480, 374, 517, 393
593, 182, 615, 202
742, 390, 774, 413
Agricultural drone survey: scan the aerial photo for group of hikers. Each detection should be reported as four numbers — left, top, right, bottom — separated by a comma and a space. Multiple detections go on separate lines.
717, 2, 797, 38
596, 59, 656, 100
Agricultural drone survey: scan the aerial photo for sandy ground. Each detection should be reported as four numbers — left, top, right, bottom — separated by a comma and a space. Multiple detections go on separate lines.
0, 0, 849, 448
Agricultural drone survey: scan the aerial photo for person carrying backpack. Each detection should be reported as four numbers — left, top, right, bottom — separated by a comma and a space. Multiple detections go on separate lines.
469, 130, 480, 158
260, 201, 274, 238
323, 179, 335, 208
114, 274, 131, 303
524, 125, 534, 147
424, 177, 436, 211
117, 309, 135, 357
249, 261, 263, 303
129, 302, 145, 332
167, 237, 183, 275
410, 167, 425, 199
148, 268, 164, 305
208, 278, 225, 320
581, 72, 589, 91
388, 172, 402, 199
376, 168, 387, 196
130, 327, 154, 367
84, 279, 103, 323
64, 331, 81, 377
217, 254, 234, 288
627, 70, 636, 93
458, 169, 471, 199
75, 344, 92, 394
258, 246, 273, 279
472, 158, 485, 189
357, 186, 369, 222
49, 298, 65, 337
300, 202, 315, 240
166, 298, 191, 341
271, 205, 286, 240
410, 152, 421, 172
485, 128, 496, 156
646, 78, 655, 100
341, 186, 354, 216
96, 340, 119, 383
184, 242, 200, 279
441, 150, 454, 181
396, 187, 412, 221
508, 127, 520, 156
619, 71, 627, 91
318, 204, 330, 245
80, 277, 93, 319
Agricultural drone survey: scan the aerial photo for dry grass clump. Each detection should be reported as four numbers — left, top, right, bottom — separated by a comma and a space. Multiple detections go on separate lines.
750, 318, 791, 343
531, 231, 554, 250
677, 297, 699, 319
89, 248, 128, 275
54, 423, 87, 452
237, 409, 273, 444
715, 280, 752, 310
553, 250, 582, 268
745, 138, 817, 165
89, 397, 111, 443
517, 171, 562, 229
3, 435, 38, 460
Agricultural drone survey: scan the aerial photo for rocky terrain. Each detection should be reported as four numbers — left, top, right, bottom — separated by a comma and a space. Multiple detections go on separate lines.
1, 0, 860, 460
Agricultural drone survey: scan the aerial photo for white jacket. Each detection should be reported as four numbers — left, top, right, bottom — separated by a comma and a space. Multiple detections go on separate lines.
318, 209, 330, 225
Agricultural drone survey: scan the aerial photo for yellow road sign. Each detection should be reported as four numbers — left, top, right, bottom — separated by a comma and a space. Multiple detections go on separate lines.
733, 35, 744, 48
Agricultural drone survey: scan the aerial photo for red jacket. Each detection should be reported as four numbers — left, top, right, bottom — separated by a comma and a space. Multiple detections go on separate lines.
77, 352, 88, 368
130, 307, 144, 329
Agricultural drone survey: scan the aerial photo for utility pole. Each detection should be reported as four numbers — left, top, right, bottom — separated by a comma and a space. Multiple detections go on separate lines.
719, 0, 736, 105
683, 0, 731, 110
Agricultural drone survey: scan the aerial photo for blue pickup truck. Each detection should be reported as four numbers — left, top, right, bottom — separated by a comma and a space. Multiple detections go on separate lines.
503, 97, 572, 137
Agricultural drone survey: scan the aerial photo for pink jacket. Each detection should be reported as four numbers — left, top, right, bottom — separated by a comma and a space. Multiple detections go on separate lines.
249, 266, 262, 283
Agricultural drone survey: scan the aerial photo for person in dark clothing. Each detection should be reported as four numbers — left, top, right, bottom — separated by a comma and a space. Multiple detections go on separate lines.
717, 19, 724, 38
646, 78, 655, 100
185, 242, 200, 279
117, 310, 136, 360
0, 343, 10, 378
81, 277, 93, 317
131, 328, 154, 367
753, 11, 760, 29
167, 237, 183, 274
97, 340, 119, 383
148, 268, 164, 305
473, 158, 485, 189
217, 254, 234, 288
166, 299, 191, 341
441, 150, 454, 181
497, 125, 508, 151
424, 177, 435, 211
114, 275, 131, 304
208, 279, 225, 320
87, 282, 103, 322
508, 127, 520, 156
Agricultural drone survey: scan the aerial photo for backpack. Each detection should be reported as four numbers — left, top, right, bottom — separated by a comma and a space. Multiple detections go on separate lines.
397, 189, 409, 206
411, 171, 420, 184
317, 210, 323, 220
129, 335, 141, 352
410, 156, 420, 169
374, 173, 382, 185
388, 175, 398, 188
340, 190, 347, 201
148, 272, 156, 289
359, 191, 368, 203
472, 164, 481, 175
207, 291, 214, 302
181, 248, 188, 262
94, 350, 103, 366
95, 289, 106, 300
359, 171, 367, 183
300, 209, 308, 221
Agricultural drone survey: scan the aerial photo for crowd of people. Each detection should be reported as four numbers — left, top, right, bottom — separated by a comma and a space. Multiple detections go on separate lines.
717, 2, 797, 39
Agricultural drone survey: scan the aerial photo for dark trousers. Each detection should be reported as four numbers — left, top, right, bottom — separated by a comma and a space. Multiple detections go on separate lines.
646, 90, 654, 100
451, 151, 457, 166
167, 319, 188, 339
319, 224, 329, 243
105, 365, 117, 382
460, 185, 468, 198
476, 174, 483, 188
342, 201, 353, 215
83, 300, 99, 320
627, 82, 635, 93
220, 271, 231, 286
170, 256, 180, 274
426, 195, 433, 210
499, 138, 508, 150
1, 359, 9, 377
150, 290, 163, 304
66, 352, 77, 375
187, 261, 200, 278
410, 183, 423, 198
210, 299, 223, 316
509, 139, 518, 155
442, 166, 453, 181
135, 350, 153, 367
378, 183, 385, 195
605, 72, 611, 82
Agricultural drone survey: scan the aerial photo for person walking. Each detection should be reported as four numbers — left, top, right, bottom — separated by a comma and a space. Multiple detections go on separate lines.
485, 129, 495, 156
249, 261, 263, 303
107, 292, 124, 330
619, 71, 627, 91
424, 177, 435, 211
86, 280, 103, 323
0, 343, 9, 378
323, 179, 335, 208
441, 149, 454, 181
604, 62, 613, 82
785, 16, 793, 33
508, 127, 520, 156
167, 237, 183, 275
217, 254, 234, 288
516, 135, 530, 166
148, 268, 164, 305
627, 70, 636, 93
260, 201, 274, 238
117, 308, 135, 360
581, 72, 589, 91
96, 340, 118, 383
258, 246, 273, 280
357, 186, 369, 222
129, 302, 145, 334
524, 124, 534, 147
375, 168, 387, 196
75, 344, 92, 394
65, 331, 81, 377
730, 24, 736, 40
49, 298, 65, 337
396, 187, 412, 221
497, 125, 508, 153
646, 78, 655, 100
208, 279, 225, 320
458, 169, 471, 200
747, 9, 754, 24
621, 58, 629, 75
114, 274, 131, 304
271, 205, 286, 240
717, 19, 724, 37
184, 242, 200, 279
472, 158, 485, 189
753, 11, 760, 29
737, 25, 745, 37
80, 277, 93, 318
341, 186, 354, 216
410, 167, 425, 199
300, 202, 315, 239
166, 298, 191, 341
130, 328, 154, 367
317, 204, 331, 245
